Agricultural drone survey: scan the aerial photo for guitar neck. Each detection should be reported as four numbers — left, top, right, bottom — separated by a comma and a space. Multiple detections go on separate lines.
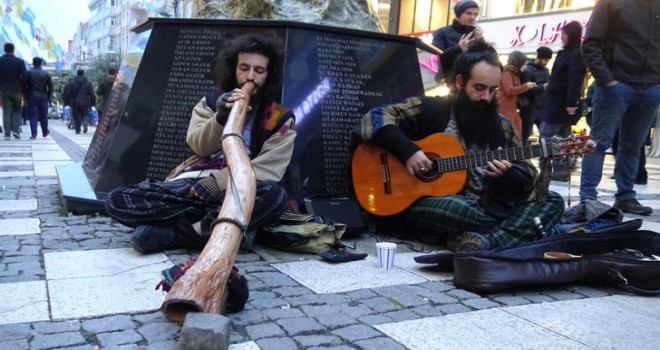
436, 143, 543, 172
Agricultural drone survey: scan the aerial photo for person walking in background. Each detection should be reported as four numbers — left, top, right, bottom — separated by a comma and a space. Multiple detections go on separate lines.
0, 43, 27, 140
520, 46, 552, 144
96, 66, 117, 123
537, 21, 587, 181
580, 0, 660, 215
63, 69, 96, 134
24, 57, 53, 139
496, 50, 536, 138
432, 0, 482, 85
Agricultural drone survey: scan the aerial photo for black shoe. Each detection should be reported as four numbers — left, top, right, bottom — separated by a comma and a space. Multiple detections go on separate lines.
550, 169, 570, 182
12, 131, 20, 139
83, 124, 88, 133
635, 178, 648, 185
132, 225, 203, 254
613, 199, 652, 216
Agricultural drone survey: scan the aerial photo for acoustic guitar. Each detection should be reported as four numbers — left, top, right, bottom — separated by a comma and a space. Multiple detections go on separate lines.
351, 133, 594, 216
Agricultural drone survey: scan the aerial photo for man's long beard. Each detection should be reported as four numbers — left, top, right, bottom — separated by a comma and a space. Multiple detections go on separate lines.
453, 89, 501, 150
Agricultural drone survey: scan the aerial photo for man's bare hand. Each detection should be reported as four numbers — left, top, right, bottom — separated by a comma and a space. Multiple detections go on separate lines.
566, 106, 578, 115
484, 148, 512, 177
405, 150, 432, 175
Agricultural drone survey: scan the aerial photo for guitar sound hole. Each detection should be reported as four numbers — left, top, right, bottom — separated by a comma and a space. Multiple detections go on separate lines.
416, 169, 440, 182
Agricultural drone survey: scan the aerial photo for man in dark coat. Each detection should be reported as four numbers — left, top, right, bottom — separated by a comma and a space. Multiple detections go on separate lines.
0, 43, 27, 140
580, 0, 660, 215
24, 57, 53, 139
537, 21, 587, 181
520, 46, 552, 144
96, 66, 117, 122
63, 69, 96, 134
432, 0, 482, 85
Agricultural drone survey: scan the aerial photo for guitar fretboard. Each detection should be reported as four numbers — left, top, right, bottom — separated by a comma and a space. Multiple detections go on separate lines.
434, 144, 543, 172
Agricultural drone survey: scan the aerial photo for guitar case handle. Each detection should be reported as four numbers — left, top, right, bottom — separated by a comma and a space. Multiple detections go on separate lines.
607, 266, 660, 296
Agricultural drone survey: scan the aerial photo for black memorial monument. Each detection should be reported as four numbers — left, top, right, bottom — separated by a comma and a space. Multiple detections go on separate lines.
56, 18, 429, 214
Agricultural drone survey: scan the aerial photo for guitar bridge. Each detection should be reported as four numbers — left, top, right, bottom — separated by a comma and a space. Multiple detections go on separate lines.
380, 153, 392, 194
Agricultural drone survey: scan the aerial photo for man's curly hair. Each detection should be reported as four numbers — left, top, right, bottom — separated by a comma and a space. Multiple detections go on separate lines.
214, 32, 284, 100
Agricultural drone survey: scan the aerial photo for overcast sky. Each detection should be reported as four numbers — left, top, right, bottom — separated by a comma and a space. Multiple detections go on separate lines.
22, 0, 91, 49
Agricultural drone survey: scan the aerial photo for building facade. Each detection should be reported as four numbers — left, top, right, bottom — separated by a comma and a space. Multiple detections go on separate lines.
377, 0, 596, 55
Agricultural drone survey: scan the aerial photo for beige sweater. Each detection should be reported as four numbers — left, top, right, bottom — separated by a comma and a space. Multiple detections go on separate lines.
169, 97, 296, 190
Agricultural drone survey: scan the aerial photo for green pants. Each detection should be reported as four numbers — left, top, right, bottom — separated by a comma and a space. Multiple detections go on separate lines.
2, 92, 23, 136
405, 191, 565, 248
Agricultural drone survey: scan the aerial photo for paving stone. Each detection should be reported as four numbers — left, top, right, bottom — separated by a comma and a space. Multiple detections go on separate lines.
308, 346, 355, 350
354, 336, 406, 350
313, 312, 357, 329
358, 314, 396, 325
382, 309, 419, 322
331, 324, 382, 342
251, 272, 299, 287
30, 331, 88, 350
179, 313, 231, 350
261, 307, 305, 320
294, 334, 342, 347
361, 297, 405, 313
275, 316, 326, 336
545, 289, 587, 301
437, 302, 473, 315
235, 253, 261, 262
410, 304, 444, 317
255, 337, 298, 350
566, 286, 610, 298
82, 315, 135, 333
446, 288, 482, 300
333, 302, 375, 318
33, 320, 81, 334
228, 309, 266, 326
343, 289, 378, 300
425, 292, 459, 305
0, 339, 28, 350
95, 330, 144, 347
137, 321, 181, 343
462, 298, 500, 310
272, 286, 311, 297
0, 322, 31, 340
248, 297, 290, 309
285, 293, 326, 307
245, 322, 285, 339
133, 311, 167, 324
145, 340, 179, 349
491, 295, 533, 306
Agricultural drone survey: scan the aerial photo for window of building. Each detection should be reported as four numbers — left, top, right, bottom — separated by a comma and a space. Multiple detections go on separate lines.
485, 0, 597, 19
398, 0, 449, 35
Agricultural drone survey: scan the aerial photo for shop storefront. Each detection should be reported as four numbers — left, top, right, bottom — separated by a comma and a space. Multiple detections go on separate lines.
478, 9, 592, 55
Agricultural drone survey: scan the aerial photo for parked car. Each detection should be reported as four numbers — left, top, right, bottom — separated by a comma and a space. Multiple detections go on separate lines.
47, 106, 62, 119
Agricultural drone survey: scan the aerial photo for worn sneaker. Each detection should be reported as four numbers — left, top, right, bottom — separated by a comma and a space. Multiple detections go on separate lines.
613, 198, 652, 216
447, 231, 493, 252
155, 259, 249, 314
131, 225, 203, 254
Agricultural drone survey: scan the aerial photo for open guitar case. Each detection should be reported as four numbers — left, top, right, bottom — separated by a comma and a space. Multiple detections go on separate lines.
415, 219, 660, 296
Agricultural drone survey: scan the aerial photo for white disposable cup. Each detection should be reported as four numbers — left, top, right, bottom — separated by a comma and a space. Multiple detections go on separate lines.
376, 242, 397, 269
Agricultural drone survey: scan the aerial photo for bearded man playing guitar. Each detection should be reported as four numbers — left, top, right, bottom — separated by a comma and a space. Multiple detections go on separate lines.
353, 41, 565, 251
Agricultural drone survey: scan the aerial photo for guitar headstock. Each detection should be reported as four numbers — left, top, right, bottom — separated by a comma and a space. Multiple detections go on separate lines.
543, 134, 596, 159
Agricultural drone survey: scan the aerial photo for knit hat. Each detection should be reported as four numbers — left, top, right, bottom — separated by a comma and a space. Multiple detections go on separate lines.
536, 46, 553, 59
454, 0, 479, 18
507, 50, 528, 69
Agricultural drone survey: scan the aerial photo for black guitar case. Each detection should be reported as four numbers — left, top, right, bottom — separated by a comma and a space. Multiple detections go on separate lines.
415, 220, 660, 296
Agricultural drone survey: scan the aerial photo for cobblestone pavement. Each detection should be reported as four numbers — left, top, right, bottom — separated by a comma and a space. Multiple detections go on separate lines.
1, 119, 659, 350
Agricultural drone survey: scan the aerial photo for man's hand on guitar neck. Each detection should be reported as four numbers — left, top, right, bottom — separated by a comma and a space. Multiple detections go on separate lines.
406, 150, 433, 175
484, 148, 512, 178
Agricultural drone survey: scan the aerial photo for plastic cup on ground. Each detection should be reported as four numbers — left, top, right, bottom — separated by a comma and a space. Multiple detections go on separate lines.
376, 242, 397, 269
